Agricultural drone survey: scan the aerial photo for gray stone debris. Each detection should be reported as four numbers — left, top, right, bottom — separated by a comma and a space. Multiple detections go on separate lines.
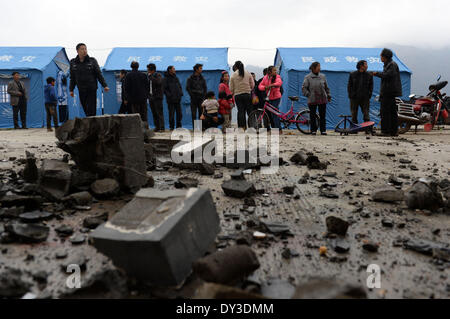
22, 151, 38, 184
326, 216, 350, 236
405, 178, 444, 210
222, 180, 256, 199
56, 115, 148, 193
90, 188, 220, 286
90, 179, 120, 199
38, 160, 72, 201
372, 186, 405, 203
5, 223, 50, 243
193, 245, 260, 284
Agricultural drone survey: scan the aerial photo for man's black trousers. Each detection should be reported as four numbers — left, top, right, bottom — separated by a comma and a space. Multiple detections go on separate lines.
79, 88, 97, 117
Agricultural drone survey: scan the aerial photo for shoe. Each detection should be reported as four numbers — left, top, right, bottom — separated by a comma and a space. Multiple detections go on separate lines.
22, 127, 28, 130
47, 128, 53, 132
321, 132, 328, 136
311, 132, 317, 136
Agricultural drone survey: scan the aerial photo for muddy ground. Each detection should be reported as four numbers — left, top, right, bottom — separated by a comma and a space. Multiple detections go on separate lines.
0, 127, 449, 299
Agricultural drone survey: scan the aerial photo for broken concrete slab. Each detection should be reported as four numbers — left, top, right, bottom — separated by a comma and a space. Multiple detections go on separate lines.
90, 179, 120, 199
56, 115, 147, 193
90, 188, 220, 286
372, 186, 405, 203
193, 245, 260, 284
38, 160, 72, 201
222, 180, 256, 199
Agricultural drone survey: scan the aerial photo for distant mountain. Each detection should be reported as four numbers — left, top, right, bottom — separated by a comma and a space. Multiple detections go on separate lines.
383, 44, 450, 95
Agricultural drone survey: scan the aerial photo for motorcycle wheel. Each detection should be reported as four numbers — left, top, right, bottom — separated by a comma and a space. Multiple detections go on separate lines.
398, 122, 412, 135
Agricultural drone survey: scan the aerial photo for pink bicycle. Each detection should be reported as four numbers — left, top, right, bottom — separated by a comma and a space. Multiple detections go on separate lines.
247, 95, 320, 134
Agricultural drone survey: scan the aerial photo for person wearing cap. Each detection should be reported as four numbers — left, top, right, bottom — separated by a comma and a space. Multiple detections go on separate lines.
7, 72, 28, 129
372, 48, 402, 137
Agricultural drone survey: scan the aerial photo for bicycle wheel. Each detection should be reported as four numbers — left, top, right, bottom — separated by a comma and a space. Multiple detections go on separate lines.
296, 110, 319, 135
248, 110, 271, 130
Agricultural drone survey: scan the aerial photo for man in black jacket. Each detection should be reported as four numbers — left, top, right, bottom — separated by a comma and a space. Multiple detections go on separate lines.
148, 63, 165, 132
163, 66, 184, 130
118, 70, 129, 114
186, 64, 207, 129
373, 48, 403, 137
69, 43, 109, 117
124, 62, 149, 125
348, 60, 373, 125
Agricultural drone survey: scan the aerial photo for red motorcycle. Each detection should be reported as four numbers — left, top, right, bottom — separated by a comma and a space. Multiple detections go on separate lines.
397, 77, 449, 134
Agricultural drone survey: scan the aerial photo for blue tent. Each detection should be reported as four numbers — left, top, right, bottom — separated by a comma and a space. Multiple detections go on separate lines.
0, 47, 85, 128
275, 48, 412, 129
102, 47, 229, 129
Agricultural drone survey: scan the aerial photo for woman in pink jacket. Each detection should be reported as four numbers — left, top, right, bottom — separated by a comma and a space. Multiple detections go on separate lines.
258, 66, 283, 131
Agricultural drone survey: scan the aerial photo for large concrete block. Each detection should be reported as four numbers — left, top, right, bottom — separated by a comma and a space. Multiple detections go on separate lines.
56, 115, 147, 193
90, 188, 220, 286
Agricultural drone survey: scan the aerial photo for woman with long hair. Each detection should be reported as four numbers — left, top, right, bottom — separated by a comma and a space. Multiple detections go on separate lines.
258, 66, 283, 132
302, 62, 332, 136
230, 61, 255, 129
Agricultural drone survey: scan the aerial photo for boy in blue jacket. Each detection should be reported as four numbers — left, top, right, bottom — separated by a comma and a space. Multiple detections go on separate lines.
44, 77, 59, 132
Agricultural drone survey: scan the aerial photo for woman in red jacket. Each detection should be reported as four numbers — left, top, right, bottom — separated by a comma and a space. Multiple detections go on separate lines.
218, 71, 234, 133
258, 66, 283, 132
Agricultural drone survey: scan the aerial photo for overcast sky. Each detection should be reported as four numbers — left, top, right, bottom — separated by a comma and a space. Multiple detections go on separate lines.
1, 0, 450, 67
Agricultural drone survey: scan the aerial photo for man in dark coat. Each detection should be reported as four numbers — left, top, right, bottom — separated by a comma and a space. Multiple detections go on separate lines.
69, 43, 109, 117
148, 63, 165, 132
124, 62, 149, 125
348, 60, 373, 125
186, 64, 207, 129
118, 70, 129, 114
373, 48, 403, 137
7, 72, 28, 129
163, 66, 184, 130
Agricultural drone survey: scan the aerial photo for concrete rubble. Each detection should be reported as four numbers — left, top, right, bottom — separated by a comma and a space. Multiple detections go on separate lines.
0, 117, 449, 299
193, 245, 260, 284
90, 188, 220, 286
56, 115, 148, 193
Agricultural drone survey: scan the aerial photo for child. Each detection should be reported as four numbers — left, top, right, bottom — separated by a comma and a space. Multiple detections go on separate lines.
219, 91, 233, 133
44, 77, 59, 132
201, 91, 224, 131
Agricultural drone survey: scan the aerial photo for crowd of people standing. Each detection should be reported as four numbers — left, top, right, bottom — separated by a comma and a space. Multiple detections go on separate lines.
6, 44, 403, 137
